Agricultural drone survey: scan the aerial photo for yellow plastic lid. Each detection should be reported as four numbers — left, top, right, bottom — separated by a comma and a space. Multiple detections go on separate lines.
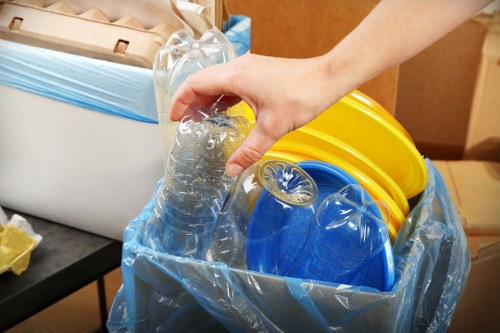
306, 96, 428, 198
235, 92, 427, 199
273, 127, 410, 216
348, 91, 415, 145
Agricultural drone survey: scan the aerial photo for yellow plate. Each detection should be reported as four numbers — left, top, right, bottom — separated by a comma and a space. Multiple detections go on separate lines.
348, 91, 414, 144
262, 123, 410, 216
263, 149, 400, 242
261, 150, 311, 163
232, 90, 414, 145
306, 97, 427, 198
267, 145, 405, 231
236, 92, 428, 198
246, 119, 410, 217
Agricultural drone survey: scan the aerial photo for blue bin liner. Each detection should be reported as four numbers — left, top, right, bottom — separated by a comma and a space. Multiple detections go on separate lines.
223, 15, 251, 56
107, 159, 470, 333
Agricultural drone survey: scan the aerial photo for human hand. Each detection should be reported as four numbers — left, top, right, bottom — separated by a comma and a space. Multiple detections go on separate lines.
170, 53, 346, 176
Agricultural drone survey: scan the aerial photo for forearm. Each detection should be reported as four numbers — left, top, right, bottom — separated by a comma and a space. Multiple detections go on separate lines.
321, 0, 493, 104
170, 0, 493, 175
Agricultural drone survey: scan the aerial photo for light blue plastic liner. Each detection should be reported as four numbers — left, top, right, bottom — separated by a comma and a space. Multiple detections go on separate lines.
0, 38, 158, 123
224, 15, 251, 56
0, 16, 250, 124
107, 159, 471, 333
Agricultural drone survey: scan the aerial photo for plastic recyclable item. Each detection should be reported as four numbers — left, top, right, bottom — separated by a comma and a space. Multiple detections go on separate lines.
245, 161, 319, 275
273, 126, 410, 217
108, 159, 471, 333
145, 27, 247, 258
260, 150, 312, 164
153, 28, 237, 162
264, 148, 400, 241
143, 101, 250, 258
297, 160, 380, 207
349, 91, 414, 144
208, 160, 318, 274
280, 160, 395, 289
238, 94, 428, 199
230, 103, 410, 230
286, 185, 393, 291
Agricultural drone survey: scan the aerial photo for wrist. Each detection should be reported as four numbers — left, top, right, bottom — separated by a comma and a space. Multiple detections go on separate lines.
314, 48, 358, 108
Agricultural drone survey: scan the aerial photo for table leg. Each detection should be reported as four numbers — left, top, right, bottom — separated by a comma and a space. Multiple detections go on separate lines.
97, 276, 108, 332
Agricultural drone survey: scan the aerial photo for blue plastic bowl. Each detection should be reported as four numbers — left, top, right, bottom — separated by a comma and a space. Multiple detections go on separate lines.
246, 160, 395, 291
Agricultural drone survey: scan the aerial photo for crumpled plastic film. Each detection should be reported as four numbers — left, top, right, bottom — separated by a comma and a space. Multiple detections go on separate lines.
0, 207, 43, 276
223, 15, 251, 56
107, 159, 470, 333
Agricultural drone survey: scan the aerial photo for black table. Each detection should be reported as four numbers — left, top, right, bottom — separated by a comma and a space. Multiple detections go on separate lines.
0, 208, 123, 332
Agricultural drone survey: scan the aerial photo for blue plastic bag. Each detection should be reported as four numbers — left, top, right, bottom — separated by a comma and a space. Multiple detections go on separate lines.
107, 159, 470, 332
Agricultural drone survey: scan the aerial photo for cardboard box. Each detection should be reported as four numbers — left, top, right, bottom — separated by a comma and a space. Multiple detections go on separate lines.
0, 0, 224, 68
395, 18, 487, 160
225, 0, 399, 114
434, 160, 500, 333
433, 160, 500, 236
448, 242, 500, 333
0, 0, 175, 68
464, 13, 500, 162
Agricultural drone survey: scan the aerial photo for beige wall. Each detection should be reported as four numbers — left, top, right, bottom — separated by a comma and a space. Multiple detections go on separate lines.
225, 0, 399, 114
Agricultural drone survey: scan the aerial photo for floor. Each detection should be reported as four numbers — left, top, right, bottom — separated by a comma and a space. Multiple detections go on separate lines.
6, 268, 122, 333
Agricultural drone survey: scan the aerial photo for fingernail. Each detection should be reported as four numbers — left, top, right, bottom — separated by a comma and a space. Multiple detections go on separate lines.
227, 163, 244, 176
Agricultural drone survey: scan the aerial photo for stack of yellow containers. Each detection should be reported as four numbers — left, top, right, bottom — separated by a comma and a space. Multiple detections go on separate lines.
233, 90, 428, 242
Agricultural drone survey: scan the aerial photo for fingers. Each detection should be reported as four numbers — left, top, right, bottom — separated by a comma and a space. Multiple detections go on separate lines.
219, 95, 242, 107
169, 60, 242, 121
226, 121, 282, 176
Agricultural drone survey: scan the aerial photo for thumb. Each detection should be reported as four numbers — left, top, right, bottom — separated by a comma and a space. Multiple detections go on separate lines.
226, 123, 281, 176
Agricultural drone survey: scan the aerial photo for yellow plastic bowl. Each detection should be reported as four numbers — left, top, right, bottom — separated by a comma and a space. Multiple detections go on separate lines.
236, 92, 427, 199
348, 91, 414, 145
273, 126, 410, 216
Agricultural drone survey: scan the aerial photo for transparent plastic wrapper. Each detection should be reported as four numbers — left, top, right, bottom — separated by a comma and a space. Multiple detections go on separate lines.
0, 38, 157, 123
108, 160, 470, 332
142, 101, 249, 258
207, 160, 318, 274
223, 15, 251, 56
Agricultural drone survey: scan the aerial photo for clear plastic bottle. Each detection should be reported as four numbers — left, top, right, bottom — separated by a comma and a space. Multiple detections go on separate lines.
153, 28, 236, 169
285, 184, 389, 285
144, 101, 250, 258
145, 28, 247, 258
207, 160, 318, 273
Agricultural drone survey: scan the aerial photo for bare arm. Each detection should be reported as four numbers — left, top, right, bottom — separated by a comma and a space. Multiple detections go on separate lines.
170, 0, 493, 176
